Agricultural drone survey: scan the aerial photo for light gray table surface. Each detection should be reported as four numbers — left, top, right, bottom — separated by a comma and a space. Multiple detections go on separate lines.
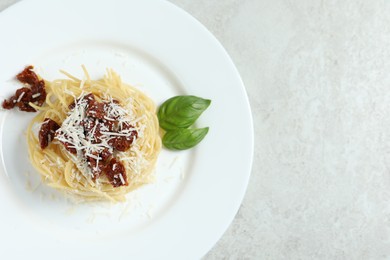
4, 0, 390, 259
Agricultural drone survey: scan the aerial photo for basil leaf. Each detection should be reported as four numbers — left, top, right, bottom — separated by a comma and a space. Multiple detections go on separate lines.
158, 95, 211, 130
163, 127, 209, 150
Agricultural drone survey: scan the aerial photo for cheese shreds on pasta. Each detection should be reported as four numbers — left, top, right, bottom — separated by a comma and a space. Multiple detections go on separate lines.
27, 68, 161, 202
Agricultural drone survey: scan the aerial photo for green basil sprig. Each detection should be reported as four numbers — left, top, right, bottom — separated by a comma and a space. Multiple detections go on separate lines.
158, 95, 211, 130
162, 127, 209, 150
158, 95, 211, 150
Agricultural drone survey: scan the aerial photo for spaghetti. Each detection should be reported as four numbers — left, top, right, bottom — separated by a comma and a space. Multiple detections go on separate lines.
26, 68, 161, 202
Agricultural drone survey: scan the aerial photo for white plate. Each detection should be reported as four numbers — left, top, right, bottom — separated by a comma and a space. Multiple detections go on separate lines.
0, 0, 253, 259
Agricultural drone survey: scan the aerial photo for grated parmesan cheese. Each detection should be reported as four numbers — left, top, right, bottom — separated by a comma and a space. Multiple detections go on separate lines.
54, 91, 146, 181
32, 93, 41, 99
17, 92, 25, 102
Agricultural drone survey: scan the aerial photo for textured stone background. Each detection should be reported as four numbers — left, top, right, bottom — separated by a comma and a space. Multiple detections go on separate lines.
4, 0, 390, 259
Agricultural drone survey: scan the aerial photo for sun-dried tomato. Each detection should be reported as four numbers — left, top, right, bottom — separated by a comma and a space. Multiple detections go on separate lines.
39, 118, 60, 149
